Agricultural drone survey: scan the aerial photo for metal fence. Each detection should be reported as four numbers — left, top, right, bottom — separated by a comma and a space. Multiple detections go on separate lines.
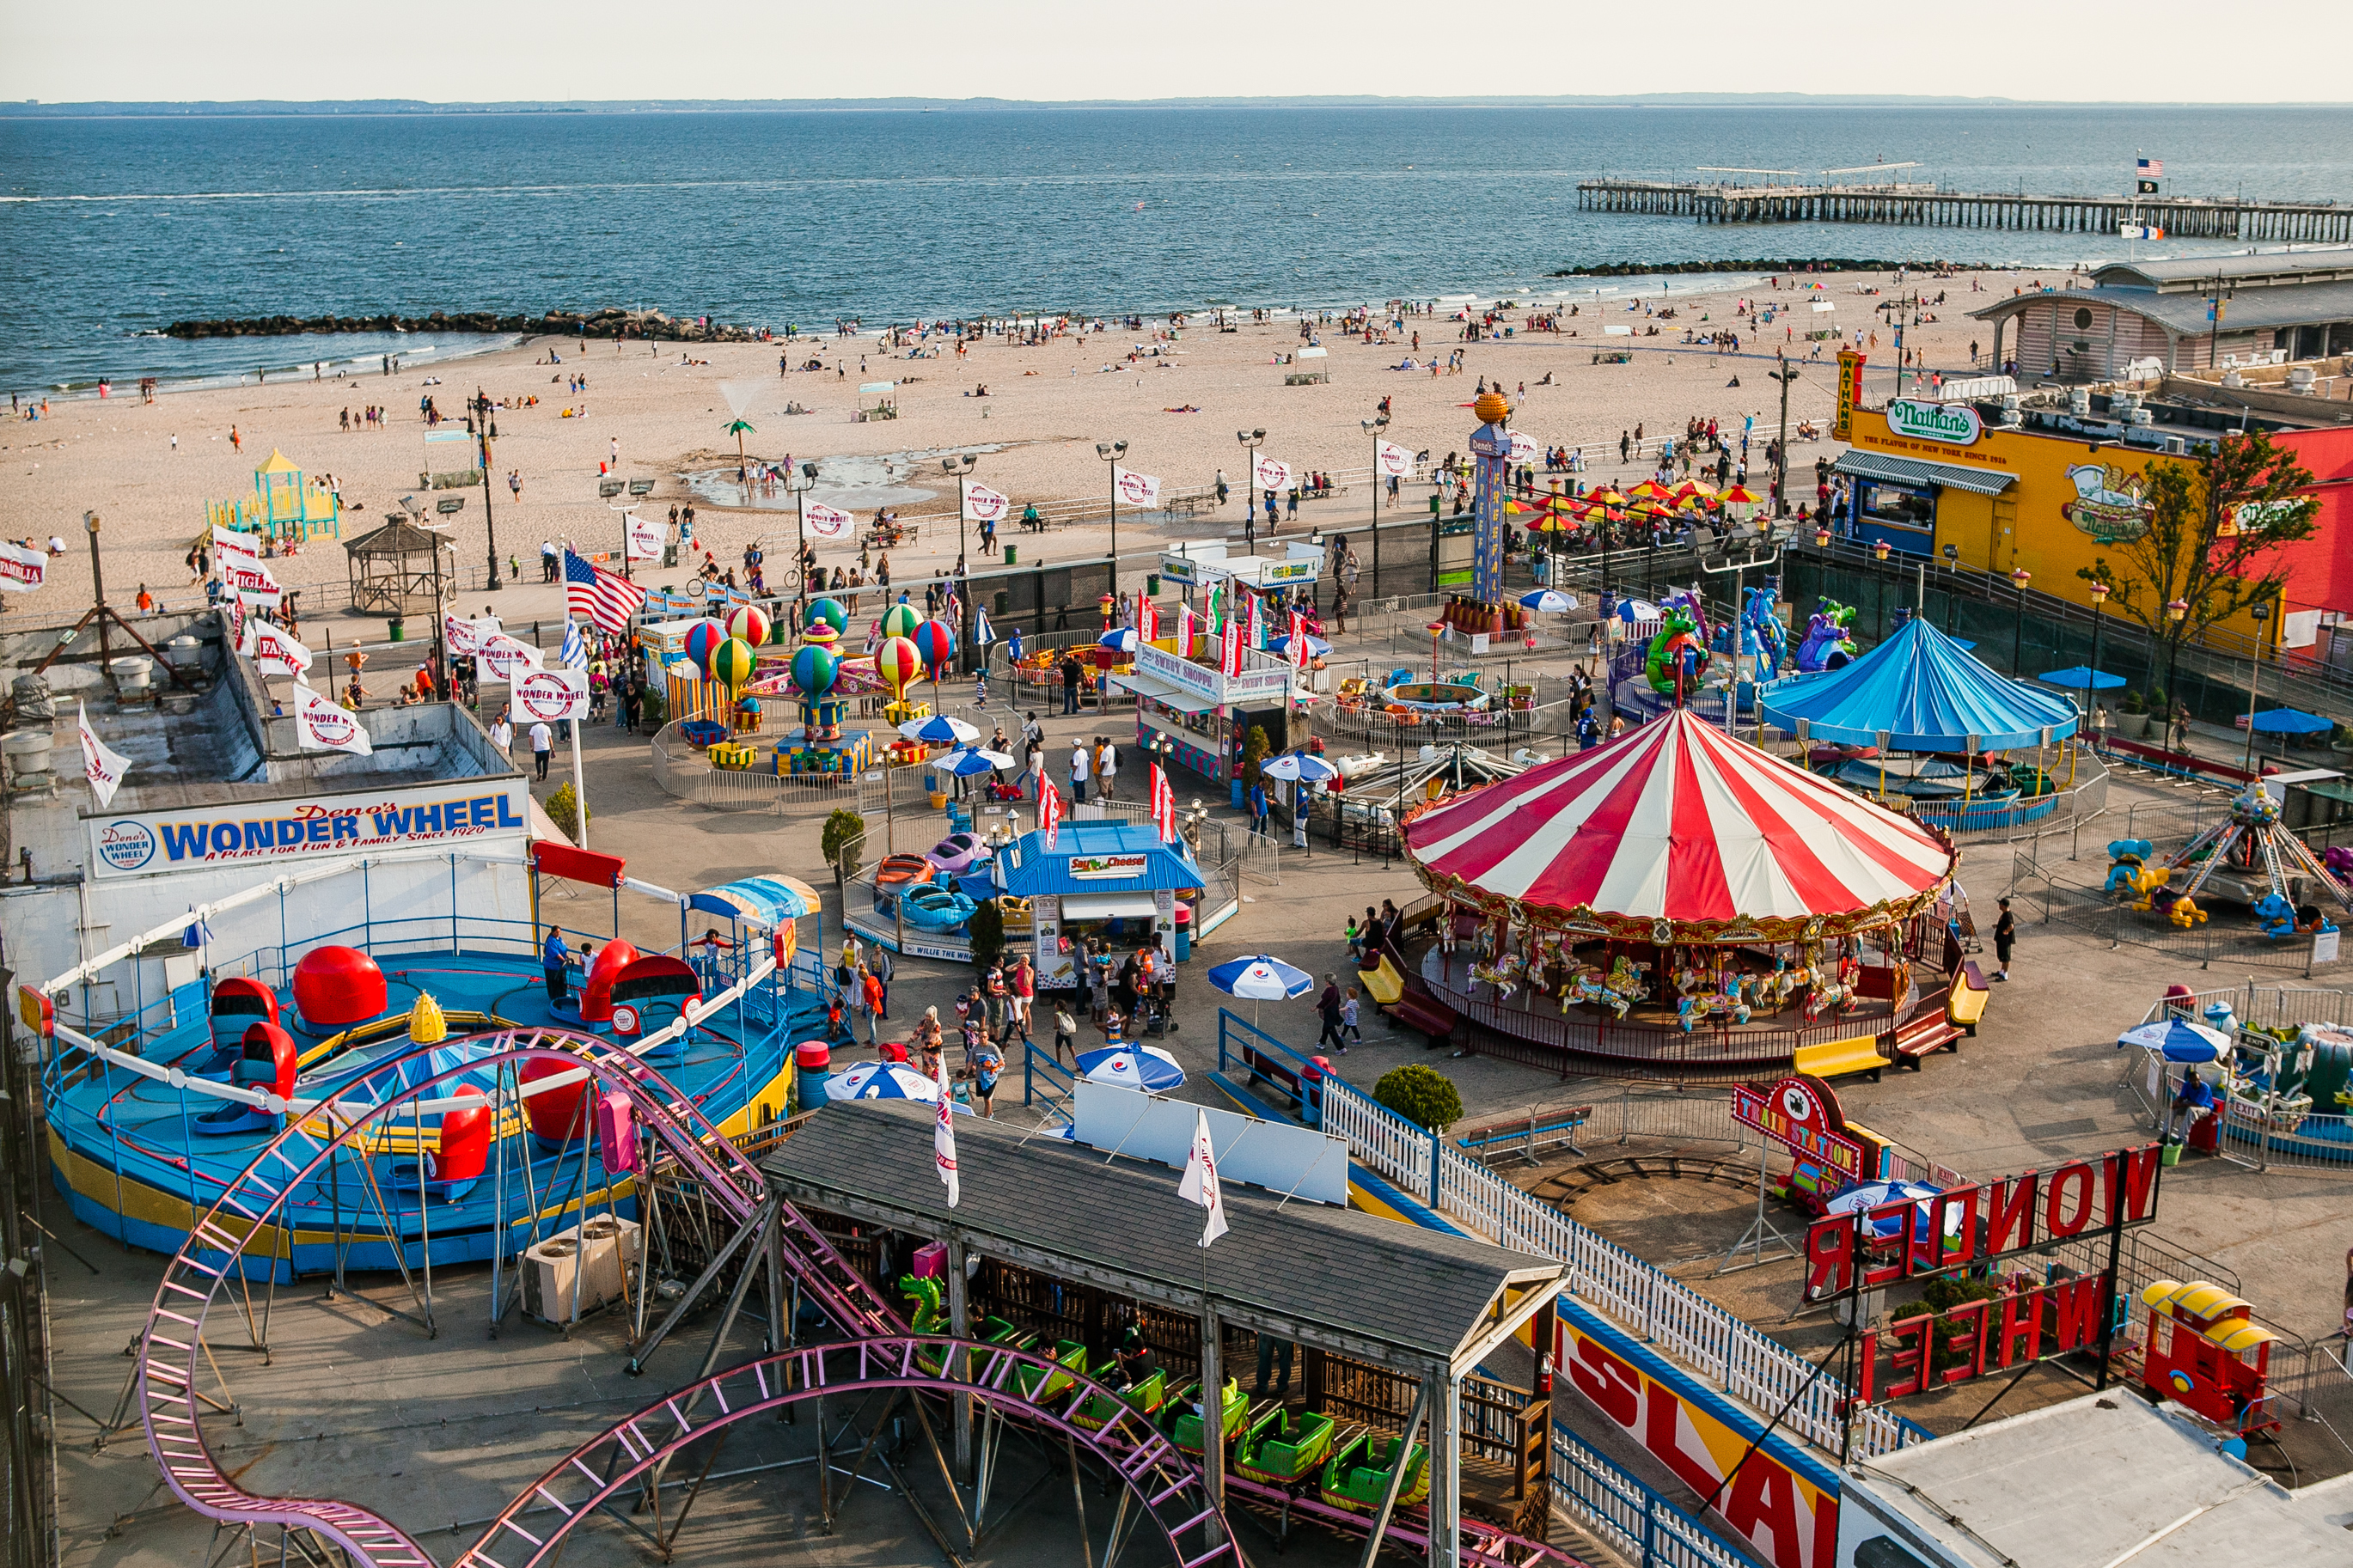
1553, 1429, 1753, 1568
2121, 984, 2353, 1175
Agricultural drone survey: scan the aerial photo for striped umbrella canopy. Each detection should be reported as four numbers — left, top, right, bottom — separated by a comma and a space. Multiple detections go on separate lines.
1402, 709, 1956, 941
1075, 1044, 1187, 1093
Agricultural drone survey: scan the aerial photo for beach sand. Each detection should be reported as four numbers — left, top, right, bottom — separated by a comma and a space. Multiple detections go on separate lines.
1, 265, 2057, 635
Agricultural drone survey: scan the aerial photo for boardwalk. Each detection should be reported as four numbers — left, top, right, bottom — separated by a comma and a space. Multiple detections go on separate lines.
1577, 180, 2353, 242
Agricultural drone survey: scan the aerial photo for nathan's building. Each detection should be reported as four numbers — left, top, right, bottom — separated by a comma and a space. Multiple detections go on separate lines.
1833, 388, 2353, 634
1971, 252, 2353, 381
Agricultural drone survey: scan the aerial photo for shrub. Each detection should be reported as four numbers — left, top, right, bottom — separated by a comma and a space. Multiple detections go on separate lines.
639, 686, 668, 725
1373, 1064, 1463, 1132
546, 782, 589, 840
1242, 724, 1271, 790
822, 808, 867, 876
969, 900, 1006, 967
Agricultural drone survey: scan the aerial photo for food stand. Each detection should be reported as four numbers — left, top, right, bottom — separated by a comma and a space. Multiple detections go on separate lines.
995, 820, 1207, 991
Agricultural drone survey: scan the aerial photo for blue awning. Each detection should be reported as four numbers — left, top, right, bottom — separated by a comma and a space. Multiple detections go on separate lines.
1758, 617, 2081, 750
688, 876, 822, 924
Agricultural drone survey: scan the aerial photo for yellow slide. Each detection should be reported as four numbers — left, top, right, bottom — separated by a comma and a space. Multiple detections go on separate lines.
1360, 956, 1404, 1005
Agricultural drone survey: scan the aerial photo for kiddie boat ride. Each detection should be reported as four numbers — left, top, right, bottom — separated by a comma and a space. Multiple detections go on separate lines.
31, 843, 823, 1276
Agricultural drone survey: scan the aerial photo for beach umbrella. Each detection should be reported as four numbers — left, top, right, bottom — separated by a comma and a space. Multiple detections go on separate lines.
1207, 955, 1315, 1001
874, 635, 922, 699
825, 1059, 970, 1110
1823, 1179, 1947, 1242
1627, 480, 1672, 501
1259, 751, 1342, 784
709, 637, 759, 691
2250, 707, 2333, 735
2038, 666, 2128, 692
881, 602, 923, 641
1615, 598, 1660, 624
683, 619, 728, 674
2116, 1017, 2228, 1063
898, 713, 981, 745
1720, 485, 1761, 506
1266, 632, 1330, 659
1587, 486, 1627, 506
936, 746, 1015, 777
1074, 1044, 1187, 1093
728, 605, 772, 648
1519, 589, 1576, 613
1098, 627, 1140, 656
789, 642, 838, 699
808, 596, 850, 638
1676, 480, 1716, 503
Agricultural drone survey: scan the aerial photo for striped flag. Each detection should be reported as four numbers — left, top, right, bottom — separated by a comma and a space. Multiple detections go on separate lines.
1039, 776, 1064, 850
1151, 763, 1176, 844
934, 1055, 961, 1208
564, 547, 645, 633
2137, 157, 2163, 176
559, 619, 590, 671
1136, 592, 1158, 646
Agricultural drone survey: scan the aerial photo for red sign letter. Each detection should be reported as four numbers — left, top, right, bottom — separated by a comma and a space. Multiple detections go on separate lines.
1985, 1171, 2038, 1255
1995, 1285, 2044, 1370
2047, 1275, 2108, 1354
2045, 1162, 2095, 1238
1805, 1217, 1854, 1301
2102, 1144, 2162, 1228
1938, 1302, 1990, 1385
1884, 1315, 1932, 1400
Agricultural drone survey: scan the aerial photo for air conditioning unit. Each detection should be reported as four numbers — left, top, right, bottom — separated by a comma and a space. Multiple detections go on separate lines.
2127, 407, 2154, 426
523, 1215, 643, 1325
2068, 388, 2093, 416
2161, 436, 2189, 456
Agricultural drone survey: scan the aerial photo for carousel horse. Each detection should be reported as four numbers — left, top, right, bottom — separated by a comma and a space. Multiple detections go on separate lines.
1794, 601, 1858, 673
1802, 978, 1856, 1024
1569, 958, 1649, 1022
1644, 607, 1712, 695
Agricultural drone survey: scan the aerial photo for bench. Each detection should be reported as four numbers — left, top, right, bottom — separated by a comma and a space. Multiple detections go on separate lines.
1946, 962, 1989, 1036
1794, 1034, 1887, 1083
1454, 1107, 1592, 1166
1892, 1010, 1964, 1070
1385, 991, 1458, 1046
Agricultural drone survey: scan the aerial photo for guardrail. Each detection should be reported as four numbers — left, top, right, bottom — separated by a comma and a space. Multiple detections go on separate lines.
1553, 1429, 1756, 1568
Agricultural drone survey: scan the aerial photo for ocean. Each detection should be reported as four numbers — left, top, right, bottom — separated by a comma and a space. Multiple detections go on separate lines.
3, 102, 2349, 393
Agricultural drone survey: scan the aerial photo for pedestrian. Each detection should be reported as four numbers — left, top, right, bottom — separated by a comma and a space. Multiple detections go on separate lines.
860, 965, 885, 1044
1316, 973, 1347, 1054
1254, 1332, 1295, 1397
1993, 897, 2016, 981
1249, 777, 1270, 839
1010, 955, 1035, 1041
542, 925, 571, 1004
983, 956, 1009, 1035
870, 942, 895, 1020
1097, 735, 1118, 802
1071, 736, 1091, 800
1060, 651, 1082, 715
969, 1034, 1003, 1117
530, 717, 553, 782
1053, 1001, 1078, 1065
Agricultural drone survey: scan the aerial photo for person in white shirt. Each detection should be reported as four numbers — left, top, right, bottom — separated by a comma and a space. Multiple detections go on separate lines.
1096, 738, 1118, 802
491, 714, 512, 753
529, 720, 553, 781
1070, 739, 1091, 800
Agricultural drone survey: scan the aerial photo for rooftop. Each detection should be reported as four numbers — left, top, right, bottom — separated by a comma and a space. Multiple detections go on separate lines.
1970, 278, 2353, 338
759, 1101, 1565, 1371
2093, 249, 2353, 293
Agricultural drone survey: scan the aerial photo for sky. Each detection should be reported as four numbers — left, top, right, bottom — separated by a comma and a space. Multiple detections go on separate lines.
3, 0, 2349, 106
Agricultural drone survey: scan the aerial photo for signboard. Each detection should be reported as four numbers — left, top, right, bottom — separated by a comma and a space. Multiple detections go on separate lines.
1252, 457, 1293, 492
2062, 463, 2155, 542
1833, 350, 1864, 441
1258, 558, 1317, 585
1067, 851, 1149, 881
806, 502, 853, 539
515, 668, 590, 723
1804, 1144, 2162, 1303
1853, 1274, 2112, 1405
1376, 440, 1415, 479
1137, 640, 1221, 701
88, 778, 529, 880
1114, 468, 1162, 506
2226, 497, 2312, 535
1730, 1074, 1867, 1184
0, 540, 47, 593
1884, 399, 1983, 447
1158, 552, 1199, 587
963, 483, 1010, 524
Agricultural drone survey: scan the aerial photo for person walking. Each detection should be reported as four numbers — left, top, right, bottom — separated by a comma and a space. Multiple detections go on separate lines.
1316, 974, 1348, 1055
529, 718, 553, 783
1060, 651, 1082, 715
1249, 777, 1270, 839
1009, 955, 1035, 1042
1070, 737, 1091, 801
859, 965, 886, 1045
1992, 897, 2016, 980
1096, 736, 1118, 802
870, 942, 895, 1020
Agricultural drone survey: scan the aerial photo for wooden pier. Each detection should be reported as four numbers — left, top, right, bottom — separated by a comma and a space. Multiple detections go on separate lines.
1577, 180, 2353, 242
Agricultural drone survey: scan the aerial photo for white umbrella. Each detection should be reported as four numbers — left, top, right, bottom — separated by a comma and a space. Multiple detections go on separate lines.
898, 714, 981, 745
1260, 752, 1342, 784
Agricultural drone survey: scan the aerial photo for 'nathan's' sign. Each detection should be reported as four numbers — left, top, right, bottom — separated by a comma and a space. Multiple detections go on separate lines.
1806, 1144, 2162, 1302
1884, 399, 1983, 447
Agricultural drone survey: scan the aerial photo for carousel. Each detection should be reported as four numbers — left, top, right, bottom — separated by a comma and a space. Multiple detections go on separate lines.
1399, 708, 1962, 1070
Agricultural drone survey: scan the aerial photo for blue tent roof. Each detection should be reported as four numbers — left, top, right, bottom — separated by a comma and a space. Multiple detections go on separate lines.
997, 820, 1205, 897
1757, 617, 2081, 750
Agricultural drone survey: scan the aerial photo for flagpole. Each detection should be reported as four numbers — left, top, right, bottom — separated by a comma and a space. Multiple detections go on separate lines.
569, 708, 588, 851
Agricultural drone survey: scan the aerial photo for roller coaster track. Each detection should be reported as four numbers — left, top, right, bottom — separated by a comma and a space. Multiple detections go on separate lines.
136, 1027, 903, 1567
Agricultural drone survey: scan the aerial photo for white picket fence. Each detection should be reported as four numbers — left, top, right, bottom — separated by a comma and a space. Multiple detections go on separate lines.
1318, 1073, 1913, 1461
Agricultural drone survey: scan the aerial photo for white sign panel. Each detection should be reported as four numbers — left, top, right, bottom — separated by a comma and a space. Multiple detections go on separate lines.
292, 685, 373, 756
1885, 399, 1983, 447
479, 632, 543, 683
0, 540, 47, 593
1071, 1081, 1348, 1205
626, 513, 663, 560
226, 559, 282, 608
88, 776, 531, 881
1113, 468, 1162, 507
963, 483, 1011, 523
1376, 440, 1414, 479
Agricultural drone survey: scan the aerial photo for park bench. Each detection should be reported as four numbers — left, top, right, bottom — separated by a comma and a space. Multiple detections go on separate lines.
1794, 1034, 1887, 1084
1945, 961, 1989, 1037
1892, 1008, 1965, 1070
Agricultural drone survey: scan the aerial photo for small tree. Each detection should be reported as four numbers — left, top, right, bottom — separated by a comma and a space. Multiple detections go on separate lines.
2075, 429, 2319, 685
1373, 1064, 1463, 1132
822, 808, 867, 887
546, 782, 588, 841
1242, 724, 1272, 790
969, 899, 1006, 968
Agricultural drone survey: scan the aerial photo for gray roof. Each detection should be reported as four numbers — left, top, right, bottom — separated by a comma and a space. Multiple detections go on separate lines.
761, 1101, 1563, 1368
2093, 251, 2353, 292
1834, 449, 2017, 496
1970, 280, 2353, 337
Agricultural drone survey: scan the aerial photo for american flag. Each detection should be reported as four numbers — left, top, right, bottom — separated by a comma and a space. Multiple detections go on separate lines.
564, 547, 645, 633
2137, 157, 2163, 176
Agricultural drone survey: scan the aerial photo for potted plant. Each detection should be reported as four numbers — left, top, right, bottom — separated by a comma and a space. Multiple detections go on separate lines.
2115, 689, 2148, 739
1373, 1064, 1464, 1131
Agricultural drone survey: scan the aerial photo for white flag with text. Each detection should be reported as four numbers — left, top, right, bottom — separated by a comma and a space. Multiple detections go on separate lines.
78, 701, 130, 807
1176, 1107, 1229, 1247
291, 683, 372, 755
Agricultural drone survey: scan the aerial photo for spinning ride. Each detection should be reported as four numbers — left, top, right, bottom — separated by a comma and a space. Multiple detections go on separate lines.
1400, 708, 1960, 1069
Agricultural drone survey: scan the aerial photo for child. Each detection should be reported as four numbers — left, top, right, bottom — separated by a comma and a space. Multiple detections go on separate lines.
1102, 1004, 1126, 1046
961, 1006, 986, 1065
1342, 985, 1364, 1049
1344, 913, 1365, 963
1053, 1004, 1078, 1066
974, 669, 988, 708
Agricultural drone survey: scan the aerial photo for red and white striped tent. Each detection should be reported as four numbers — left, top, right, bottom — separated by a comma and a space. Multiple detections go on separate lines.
1403, 710, 1956, 942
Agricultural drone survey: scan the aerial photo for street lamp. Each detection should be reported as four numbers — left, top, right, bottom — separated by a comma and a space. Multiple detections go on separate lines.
1940, 542, 1960, 633
2087, 580, 2111, 724
2009, 566, 2032, 676
942, 453, 980, 648
1361, 414, 1390, 600
1767, 357, 1801, 519
2165, 596, 2190, 749
1097, 439, 1128, 608
1236, 429, 1265, 553
2245, 597, 2274, 773
468, 387, 503, 591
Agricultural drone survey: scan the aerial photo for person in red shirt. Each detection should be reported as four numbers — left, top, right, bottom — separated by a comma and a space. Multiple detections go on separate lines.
860, 967, 885, 1046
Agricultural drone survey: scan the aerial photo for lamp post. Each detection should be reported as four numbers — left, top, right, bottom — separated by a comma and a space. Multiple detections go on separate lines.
2165, 596, 2190, 751
1237, 429, 1265, 554
784, 463, 816, 622
2087, 579, 2110, 723
1874, 538, 1892, 642
1097, 439, 1128, 611
943, 453, 979, 649
1767, 357, 1801, 520
2009, 565, 2032, 677
2244, 597, 2274, 774
1361, 414, 1389, 600
469, 387, 502, 590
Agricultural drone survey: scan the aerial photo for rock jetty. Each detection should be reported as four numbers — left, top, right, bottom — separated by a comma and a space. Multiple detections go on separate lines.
162, 307, 767, 342
1550, 257, 1989, 278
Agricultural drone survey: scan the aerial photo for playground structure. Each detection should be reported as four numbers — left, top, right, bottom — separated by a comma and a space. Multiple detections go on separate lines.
2130, 985, 2353, 1167
204, 449, 343, 549
1392, 708, 1977, 1077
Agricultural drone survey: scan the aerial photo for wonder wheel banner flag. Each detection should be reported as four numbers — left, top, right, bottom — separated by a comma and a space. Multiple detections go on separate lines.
1151, 764, 1176, 844
240, 619, 313, 679
77, 701, 129, 808
934, 1056, 961, 1208
480, 631, 544, 683
1253, 456, 1293, 492
0, 540, 46, 593
1219, 619, 1244, 680
1113, 468, 1162, 507
1375, 440, 1415, 479
1176, 1107, 1229, 1247
626, 512, 663, 560
1136, 592, 1158, 646
962, 483, 1010, 525
443, 613, 486, 656
805, 502, 853, 539
291, 683, 372, 756
1038, 776, 1064, 850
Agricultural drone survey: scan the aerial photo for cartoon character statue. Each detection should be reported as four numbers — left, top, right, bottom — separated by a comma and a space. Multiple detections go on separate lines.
1795, 601, 1858, 673
1743, 585, 1788, 678
1644, 607, 1713, 695
2104, 839, 2155, 894
2253, 893, 2296, 940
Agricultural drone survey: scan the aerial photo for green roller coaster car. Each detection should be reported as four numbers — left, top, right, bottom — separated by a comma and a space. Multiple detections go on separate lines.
896, 1274, 1032, 1379
1015, 1339, 1089, 1405
1164, 1378, 1247, 1455
1073, 1369, 1167, 1432
1319, 1428, 1429, 1513
1233, 1406, 1336, 1485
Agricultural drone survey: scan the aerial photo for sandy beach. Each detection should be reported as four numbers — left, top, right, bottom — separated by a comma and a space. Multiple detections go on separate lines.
2, 266, 2060, 634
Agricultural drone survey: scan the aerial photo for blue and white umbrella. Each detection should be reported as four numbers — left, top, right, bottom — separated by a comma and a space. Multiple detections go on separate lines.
1075, 1044, 1187, 1092
182, 906, 216, 950
1207, 955, 1315, 1001
1519, 589, 1577, 613
1259, 751, 1342, 784
937, 746, 1017, 777
1614, 598, 1660, 624
1824, 1179, 1947, 1242
1099, 627, 1140, 656
2116, 1016, 2228, 1063
826, 1059, 972, 1111
898, 714, 981, 746
1268, 633, 1331, 659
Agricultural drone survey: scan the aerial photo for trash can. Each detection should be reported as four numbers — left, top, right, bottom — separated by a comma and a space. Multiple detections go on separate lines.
388, 618, 406, 642
1146, 572, 1161, 596
1004, 545, 1018, 565
794, 1040, 831, 1110
1173, 903, 1193, 961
